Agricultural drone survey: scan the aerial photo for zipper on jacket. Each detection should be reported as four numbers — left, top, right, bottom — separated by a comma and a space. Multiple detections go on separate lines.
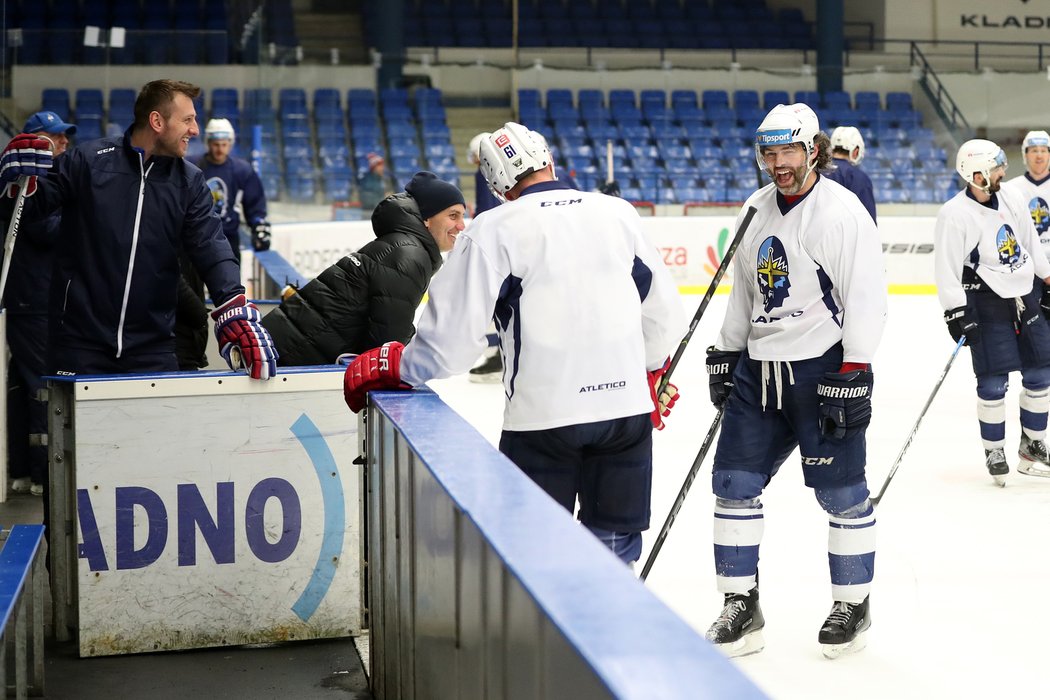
116, 156, 153, 358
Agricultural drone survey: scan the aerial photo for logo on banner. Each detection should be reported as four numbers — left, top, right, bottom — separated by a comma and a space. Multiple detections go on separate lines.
703, 226, 735, 282
76, 413, 346, 622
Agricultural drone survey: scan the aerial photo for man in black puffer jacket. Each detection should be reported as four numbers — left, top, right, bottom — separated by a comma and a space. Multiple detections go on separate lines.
262, 171, 466, 365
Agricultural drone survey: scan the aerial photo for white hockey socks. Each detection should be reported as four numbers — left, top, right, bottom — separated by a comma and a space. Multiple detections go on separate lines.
1020, 387, 1049, 440
977, 397, 1006, 450
828, 501, 876, 604
713, 498, 763, 594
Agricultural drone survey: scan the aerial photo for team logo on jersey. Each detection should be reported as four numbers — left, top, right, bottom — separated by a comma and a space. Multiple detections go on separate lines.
995, 224, 1022, 267
1029, 196, 1049, 235
756, 236, 791, 311
207, 176, 230, 219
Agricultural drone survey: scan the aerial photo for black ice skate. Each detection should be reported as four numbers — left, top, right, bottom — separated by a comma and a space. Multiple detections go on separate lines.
1017, 435, 1050, 478
468, 353, 503, 384
705, 588, 765, 657
985, 447, 1008, 487
818, 596, 870, 659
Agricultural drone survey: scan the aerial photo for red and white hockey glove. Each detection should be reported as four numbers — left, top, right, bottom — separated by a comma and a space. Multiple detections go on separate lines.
211, 294, 279, 380
647, 358, 679, 431
0, 133, 53, 197
343, 342, 411, 413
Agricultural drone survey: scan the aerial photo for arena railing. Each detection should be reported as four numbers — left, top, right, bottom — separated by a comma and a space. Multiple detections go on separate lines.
364, 390, 768, 699
0, 524, 46, 698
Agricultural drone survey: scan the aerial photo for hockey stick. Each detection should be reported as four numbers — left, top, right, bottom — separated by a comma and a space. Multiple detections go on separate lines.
0, 176, 30, 307
640, 407, 724, 580
658, 205, 757, 394
871, 335, 966, 507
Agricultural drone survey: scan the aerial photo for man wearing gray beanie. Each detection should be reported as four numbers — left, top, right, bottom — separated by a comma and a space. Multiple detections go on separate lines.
262, 171, 466, 365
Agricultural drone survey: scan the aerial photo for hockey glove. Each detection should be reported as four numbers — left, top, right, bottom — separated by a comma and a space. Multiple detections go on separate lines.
343, 342, 411, 413
817, 369, 874, 440
1041, 285, 1050, 321
211, 294, 279, 380
707, 346, 741, 409
944, 305, 977, 345
0, 133, 53, 197
250, 221, 272, 251
647, 358, 679, 431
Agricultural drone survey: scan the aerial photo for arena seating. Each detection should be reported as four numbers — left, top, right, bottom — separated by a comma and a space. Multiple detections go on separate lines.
521, 88, 957, 206
34, 84, 460, 205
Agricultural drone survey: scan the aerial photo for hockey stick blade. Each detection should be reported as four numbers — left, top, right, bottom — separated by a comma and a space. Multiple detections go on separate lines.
640, 407, 724, 581
659, 205, 757, 394
0, 175, 30, 308
871, 335, 966, 507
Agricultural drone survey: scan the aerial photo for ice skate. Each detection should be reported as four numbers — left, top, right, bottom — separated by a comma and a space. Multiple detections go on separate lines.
468, 353, 502, 384
705, 588, 765, 657
1017, 435, 1050, 478
819, 596, 870, 659
985, 447, 1008, 487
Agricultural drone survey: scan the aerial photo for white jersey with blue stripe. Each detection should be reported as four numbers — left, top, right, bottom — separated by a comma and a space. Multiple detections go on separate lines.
715, 175, 887, 364
934, 187, 1050, 311
400, 180, 688, 432
1001, 172, 1050, 257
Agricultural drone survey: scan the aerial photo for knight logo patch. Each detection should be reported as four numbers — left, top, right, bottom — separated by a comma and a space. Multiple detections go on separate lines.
207, 176, 230, 219
995, 224, 1021, 267
1029, 196, 1049, 235
756, 236, 791, 312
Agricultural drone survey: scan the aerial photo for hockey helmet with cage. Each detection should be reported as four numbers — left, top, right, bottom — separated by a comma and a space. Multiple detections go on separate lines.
830, 125, 865, 165
754, 103, 821, 171
205, 118, 235, 143
1022, 130, 1050, 158
479, 122, 552, 200
956, 139, 1007, 193
467, 132, 489, 166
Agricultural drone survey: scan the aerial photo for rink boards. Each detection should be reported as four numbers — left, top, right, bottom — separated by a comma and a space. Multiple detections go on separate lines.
269, 215, 936, 294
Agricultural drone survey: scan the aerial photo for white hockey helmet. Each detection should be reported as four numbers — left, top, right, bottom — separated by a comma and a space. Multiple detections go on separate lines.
1022, 130, 1050, 157
479, 122, 552, 200
754, 102, 821, 171
830, 125, 865, 165
467, 132, 489, 166
956, 138, 1008, 192
205, 118, 235, 143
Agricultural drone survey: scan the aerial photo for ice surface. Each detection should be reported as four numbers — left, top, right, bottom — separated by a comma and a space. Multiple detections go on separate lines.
428, 294, 1050, 699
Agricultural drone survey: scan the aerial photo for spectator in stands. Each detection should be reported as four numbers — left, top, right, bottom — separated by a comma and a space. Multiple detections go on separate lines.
342, 123, 687, 569
4, 111, 76, 497
1002, 129, 1050, 249
358, 152, 392, 215
261, 171, 465, 365
198, 118, 271, 263
825, 126, 876, 222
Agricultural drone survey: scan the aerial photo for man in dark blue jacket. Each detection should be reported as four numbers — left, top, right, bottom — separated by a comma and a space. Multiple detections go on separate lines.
825, 126, 877, 223
0, 79, 277, 379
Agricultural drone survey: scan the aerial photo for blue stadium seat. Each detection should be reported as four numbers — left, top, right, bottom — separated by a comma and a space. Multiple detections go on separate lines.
41, 88, 71, 120
763, 90, 790, 110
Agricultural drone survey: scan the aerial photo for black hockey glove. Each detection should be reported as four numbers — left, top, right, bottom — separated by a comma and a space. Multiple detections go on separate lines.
944, 305, 977, 345
817, 369, 874, 440
706, 346, 741, 409
1041, 285, 1050, 321
251, 221, 272, 251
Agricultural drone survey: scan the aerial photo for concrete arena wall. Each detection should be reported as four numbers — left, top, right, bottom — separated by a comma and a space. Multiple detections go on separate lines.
269, 215, 938, 295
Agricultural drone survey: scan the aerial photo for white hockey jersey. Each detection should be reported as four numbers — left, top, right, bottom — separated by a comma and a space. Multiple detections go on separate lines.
400, 180, 688, 432
1001, 173, 1050, 257
934, 187, 1050, 311
715, 175, 887, 363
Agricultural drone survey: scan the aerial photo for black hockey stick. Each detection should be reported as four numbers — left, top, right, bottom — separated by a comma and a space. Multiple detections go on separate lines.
0, 175, 29, 307
871, 335, 966, 507
640, 406, 724, 580
658, 205, 757, 394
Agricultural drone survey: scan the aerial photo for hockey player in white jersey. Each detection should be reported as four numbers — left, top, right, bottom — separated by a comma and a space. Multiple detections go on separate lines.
343, 122, 688, 567
934, 139, 1050, 485
1001, 130, 1050, 256
703, 103, 887, 659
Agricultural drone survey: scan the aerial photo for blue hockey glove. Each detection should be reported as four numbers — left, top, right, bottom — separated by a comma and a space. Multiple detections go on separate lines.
817, 369, 874, 440
211, 293, 279, 380
706, 346, 741, 409
0, 133, 53, 197
944, 305, 977, 345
